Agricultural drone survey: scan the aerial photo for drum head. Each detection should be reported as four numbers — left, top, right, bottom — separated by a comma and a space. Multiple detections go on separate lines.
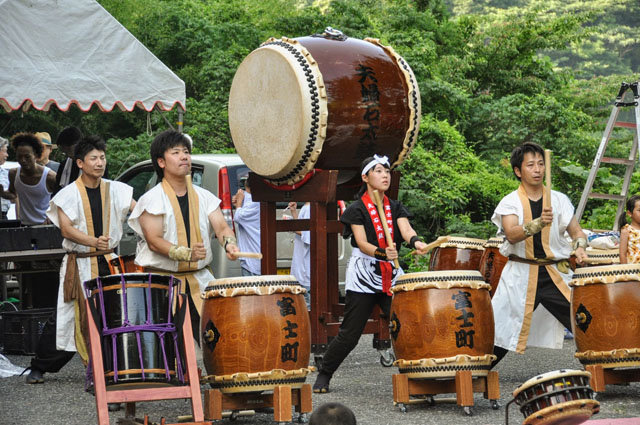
513, 369, 591, 398
439, 237, 486, 250
229, 40, 327, 182
570, 263, 640, 287
392, 270, 489, 293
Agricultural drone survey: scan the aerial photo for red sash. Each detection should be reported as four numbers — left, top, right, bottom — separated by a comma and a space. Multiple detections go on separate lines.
362, 192, 394, 295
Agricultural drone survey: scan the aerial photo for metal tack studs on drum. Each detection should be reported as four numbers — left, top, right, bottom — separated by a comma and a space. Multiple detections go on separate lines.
505, 369, 599, 425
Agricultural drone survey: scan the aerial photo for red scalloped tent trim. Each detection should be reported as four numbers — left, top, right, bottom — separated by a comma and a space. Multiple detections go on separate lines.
0, 97, 186, 113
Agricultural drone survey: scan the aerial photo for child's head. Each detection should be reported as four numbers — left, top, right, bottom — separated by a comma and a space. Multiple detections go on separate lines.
309, 402, 356, 425
619, 194, 640, 230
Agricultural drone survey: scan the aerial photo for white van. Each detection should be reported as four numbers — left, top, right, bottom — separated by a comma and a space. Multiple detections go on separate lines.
116, 154, 351, 282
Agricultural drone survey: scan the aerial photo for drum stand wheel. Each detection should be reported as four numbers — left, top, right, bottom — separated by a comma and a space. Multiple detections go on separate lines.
203, 384, 313, 424
585, 363, 640, 392
392, 370, 500, 415
379, 348, 396, 367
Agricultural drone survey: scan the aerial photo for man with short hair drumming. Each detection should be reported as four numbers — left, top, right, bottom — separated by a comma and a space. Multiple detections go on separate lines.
26, 135, 134, 383
128, 130, 239, 340
490, 142, 588, 367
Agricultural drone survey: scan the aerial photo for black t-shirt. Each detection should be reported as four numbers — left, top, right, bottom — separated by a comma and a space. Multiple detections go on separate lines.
340, 198, 411, 248
85, 186, 103, 237
529, 197, 546, 259
177, 193, 190, 245
85, 185, 110, 276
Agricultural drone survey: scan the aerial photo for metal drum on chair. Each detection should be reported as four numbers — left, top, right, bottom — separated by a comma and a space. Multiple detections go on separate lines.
507, 369, 599, 425
478, 236, 507, 298
200, 275, 313, 393
569, 264, 640, 368
84, 273, 184, 386
228, 27, 421, 187
389, 270, 495, 378
429, 237, 486, 271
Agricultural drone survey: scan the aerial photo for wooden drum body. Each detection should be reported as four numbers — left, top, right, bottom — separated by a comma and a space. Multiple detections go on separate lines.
201, 275, 313, 393
478, 237, 507, 298
84, 273, 183, 386
429, 237, 486, 271
229, 27, 421, 187
570, 264, 640, 368
511, 369, 599, 425
389, 271, 495, 378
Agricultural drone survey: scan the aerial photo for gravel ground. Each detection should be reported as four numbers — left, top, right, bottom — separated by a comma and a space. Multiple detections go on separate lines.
1, 337, 639, 425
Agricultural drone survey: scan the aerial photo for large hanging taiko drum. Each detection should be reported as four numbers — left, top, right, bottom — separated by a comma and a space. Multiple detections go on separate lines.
389, 271, 495, 379
200, 275, 313, 393
228, 27, 421, 187
569, 264, 640, 368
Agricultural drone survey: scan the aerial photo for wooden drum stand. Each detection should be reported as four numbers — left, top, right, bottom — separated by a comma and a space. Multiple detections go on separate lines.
249, 170, 396, 367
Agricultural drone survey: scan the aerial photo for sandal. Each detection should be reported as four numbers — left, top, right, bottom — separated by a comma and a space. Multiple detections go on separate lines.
313, 372, 331, 393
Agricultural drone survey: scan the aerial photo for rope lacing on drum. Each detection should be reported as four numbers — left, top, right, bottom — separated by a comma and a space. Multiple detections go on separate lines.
91, 274, 185, 384
397, 275, 486, 285
578, 356, 640, 365
395, 56, 420, 156
398, 364, 491, 374
572, 268, 640, 280
261, 40, 321, 184
205, 280, 303, 291
206, 376, 308, 389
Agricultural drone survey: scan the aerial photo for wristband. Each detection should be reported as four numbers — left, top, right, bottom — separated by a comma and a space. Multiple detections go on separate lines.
223, 235, 237, 251
409, 235, 423, 250
169, 245, 192, 262
523, 217, 545, 237
572, 237, 588, 251
374, 247, 388, 261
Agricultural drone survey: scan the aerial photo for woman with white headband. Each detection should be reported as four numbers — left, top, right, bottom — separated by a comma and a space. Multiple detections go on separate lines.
313, 154, 428, 393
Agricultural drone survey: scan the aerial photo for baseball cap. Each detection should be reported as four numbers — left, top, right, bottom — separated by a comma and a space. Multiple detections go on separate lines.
35, 132, 57, 148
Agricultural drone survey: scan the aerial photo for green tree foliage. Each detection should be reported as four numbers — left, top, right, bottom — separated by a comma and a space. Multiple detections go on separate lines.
2, 0, 639, 239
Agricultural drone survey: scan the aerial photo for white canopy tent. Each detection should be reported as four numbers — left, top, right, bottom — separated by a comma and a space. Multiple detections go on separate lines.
0, 0, 185, 123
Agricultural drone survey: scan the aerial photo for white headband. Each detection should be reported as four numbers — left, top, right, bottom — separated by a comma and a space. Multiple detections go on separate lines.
362, 154, 390, 175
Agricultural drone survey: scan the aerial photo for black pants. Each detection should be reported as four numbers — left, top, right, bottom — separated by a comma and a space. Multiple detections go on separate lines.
319, 290, 391, 377
492, 267, 571, 368
30, 310, 75, 373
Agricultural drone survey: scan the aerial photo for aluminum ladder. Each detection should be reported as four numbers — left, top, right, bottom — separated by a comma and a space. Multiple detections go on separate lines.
575, 81, 640, 228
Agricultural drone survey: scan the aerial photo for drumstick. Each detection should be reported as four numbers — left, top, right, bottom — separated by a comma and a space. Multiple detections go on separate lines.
230, 252, 264, 259
410, 235, 451, 256
544, 149, 552, 209
371, 190, 401, 268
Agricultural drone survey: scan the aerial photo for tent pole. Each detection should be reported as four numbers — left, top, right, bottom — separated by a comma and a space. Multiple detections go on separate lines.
178, 107, 184, 133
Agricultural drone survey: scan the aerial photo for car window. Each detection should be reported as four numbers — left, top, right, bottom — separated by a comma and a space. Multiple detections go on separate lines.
228, 165, 250, 195
192, 166, 204, 187
120, 167, 156, 201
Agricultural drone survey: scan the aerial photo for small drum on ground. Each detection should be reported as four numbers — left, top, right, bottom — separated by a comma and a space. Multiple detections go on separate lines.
201, 275, 313, 393
389, 271, 495, 378
108, 254, 144, 274
229, 27, 421, 187
569, 264, 640, 367
84, 273, 183, 386
508, 369, 599, 425
478, 237, 507, 298
429, 237, 486, 271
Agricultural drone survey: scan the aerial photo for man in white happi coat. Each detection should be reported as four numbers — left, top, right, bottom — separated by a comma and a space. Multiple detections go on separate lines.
490, 142, 588, 367
232, 175, 261, 276
26, 136, 134, 384
128, 130, 239, 342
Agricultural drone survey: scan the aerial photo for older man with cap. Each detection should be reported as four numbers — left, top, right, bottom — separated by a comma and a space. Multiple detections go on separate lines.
35, 132, 60, 173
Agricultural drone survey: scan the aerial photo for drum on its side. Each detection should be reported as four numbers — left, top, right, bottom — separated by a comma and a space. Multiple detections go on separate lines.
201, 275, 313, 393
429, 237, 486, 271
389, 271, 495, 378
478, 237, 507, 298
84, 273, 183, 386
569, 264, 640, 367
229, 27, 421, 187
510, 369, 599, 425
